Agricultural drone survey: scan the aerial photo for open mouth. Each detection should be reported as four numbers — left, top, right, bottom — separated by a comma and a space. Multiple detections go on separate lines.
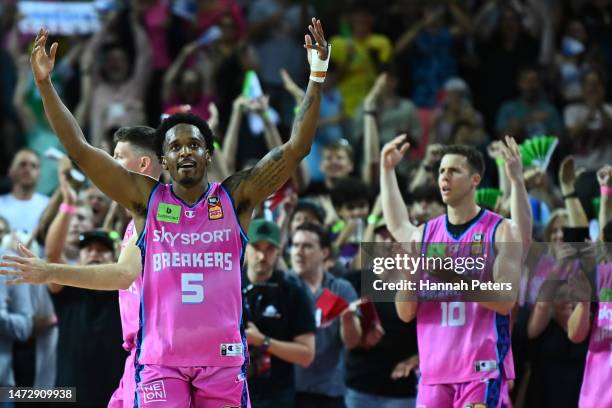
441, 186, 451, 194
178, 160, 196, 170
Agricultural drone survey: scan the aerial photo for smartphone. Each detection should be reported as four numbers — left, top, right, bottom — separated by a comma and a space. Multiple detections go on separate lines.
562, 227, 590, 243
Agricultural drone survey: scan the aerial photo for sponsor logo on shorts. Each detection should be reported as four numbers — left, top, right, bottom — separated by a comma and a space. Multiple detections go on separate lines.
141, 380, 166, 404
221, 343, 243, 357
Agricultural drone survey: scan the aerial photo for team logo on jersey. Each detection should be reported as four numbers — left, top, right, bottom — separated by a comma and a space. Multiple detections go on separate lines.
207, 196, 224, 220
464, 404, 487, 408
156, 203, 181, 224
184, 210, 196, 218
472, 232, 483, 242
140, 380, 166, 403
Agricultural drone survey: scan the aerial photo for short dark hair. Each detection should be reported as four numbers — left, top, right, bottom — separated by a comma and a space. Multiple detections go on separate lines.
294, 222, 332, 250
113, 126, 157, 157
330, 177, 371, 209
440, 144, 485, 177
407, 185, 443, 205
154, 113, 215, 159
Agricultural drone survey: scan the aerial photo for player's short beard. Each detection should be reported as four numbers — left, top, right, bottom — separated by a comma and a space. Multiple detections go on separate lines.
178, 175, 199, 187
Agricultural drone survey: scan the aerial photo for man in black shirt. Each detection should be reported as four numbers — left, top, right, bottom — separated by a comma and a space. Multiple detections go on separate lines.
243, 219, 316, 408
51, 230, 125, 407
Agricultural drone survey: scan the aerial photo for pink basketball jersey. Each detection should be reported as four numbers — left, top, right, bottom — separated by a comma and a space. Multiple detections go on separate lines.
118, 220, 142, 351
418, 209, 515, 385
135, 182, 247, 367
579, 260, 612, 408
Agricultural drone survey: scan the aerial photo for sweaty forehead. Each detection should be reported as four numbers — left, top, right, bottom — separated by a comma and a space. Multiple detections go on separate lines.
440, 154, 469, 169
165, 124, 204, 143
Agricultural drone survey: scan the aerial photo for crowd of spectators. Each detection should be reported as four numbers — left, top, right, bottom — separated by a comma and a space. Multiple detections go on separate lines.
0, 0, 611, 407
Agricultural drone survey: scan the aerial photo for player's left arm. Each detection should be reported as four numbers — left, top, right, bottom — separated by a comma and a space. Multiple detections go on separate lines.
481, 219, 523, 315
223, 18, 329, 230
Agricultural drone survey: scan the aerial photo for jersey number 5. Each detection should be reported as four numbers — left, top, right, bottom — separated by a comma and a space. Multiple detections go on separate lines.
182, 273, 204, 303
441, 302, 465, 327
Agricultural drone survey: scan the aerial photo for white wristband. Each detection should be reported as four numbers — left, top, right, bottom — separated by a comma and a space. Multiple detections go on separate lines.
309, 45, 331, 83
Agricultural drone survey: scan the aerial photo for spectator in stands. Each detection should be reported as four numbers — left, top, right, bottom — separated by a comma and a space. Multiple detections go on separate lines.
430, 78, 486, 146
52, 230, 124, 407
80, 186, 111, 229
475, 6, 540, 131
330, 177, 371, 270
291, 223, 361, 408
394, 2, 473, 108
162, 41, 215, 121
496, 66, 563, 142
0, 246, 33, 398
564, 69, 612, 170
0, 150, 49, 235
45, 174, 95, 266
330, 3, 392, 117
406, 185, 445, 226
354, 70, 422, 147
243, 219, 316, 408
247, 0, 312, 128
290, 199, 326, 236
84, 10, 152, 147
303, 140, 355, 224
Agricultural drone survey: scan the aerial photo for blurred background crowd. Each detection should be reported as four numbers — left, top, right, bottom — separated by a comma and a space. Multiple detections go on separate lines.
0, 0, 611, 407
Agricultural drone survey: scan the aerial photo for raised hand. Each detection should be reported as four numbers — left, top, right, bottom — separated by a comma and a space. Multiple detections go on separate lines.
304, 18, 328, 64
559, 156, 576, 192
0, 243, 52, 285
487, 140, 504, 160
499, 135, 523, 184
364, 73, 388, 110
59, 171, 77, 206
30, 28, 58, 83
381, 134, 410, 171
597, 164, 612, 187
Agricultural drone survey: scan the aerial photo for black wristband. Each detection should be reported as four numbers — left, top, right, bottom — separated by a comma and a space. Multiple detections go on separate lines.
563, 191, 578, 200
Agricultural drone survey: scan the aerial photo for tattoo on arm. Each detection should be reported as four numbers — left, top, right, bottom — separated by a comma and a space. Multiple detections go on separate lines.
291, 95, 314, 136
223, 147, 288, 215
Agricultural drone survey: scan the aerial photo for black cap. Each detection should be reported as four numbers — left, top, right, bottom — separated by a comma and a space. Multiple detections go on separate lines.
79, 229, 116, 253
294, 199, 326, 224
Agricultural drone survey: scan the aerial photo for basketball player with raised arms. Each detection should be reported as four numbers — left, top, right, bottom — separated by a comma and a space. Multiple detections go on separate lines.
26, 19, 330, 407
389, 138, 530, 408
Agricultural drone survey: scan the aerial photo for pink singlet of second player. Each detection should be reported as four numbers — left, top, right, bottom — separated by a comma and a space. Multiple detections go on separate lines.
108, 219, 142, 408
417, 209, 514, 408
578, 260, 612, 408
134, 182, 249, 408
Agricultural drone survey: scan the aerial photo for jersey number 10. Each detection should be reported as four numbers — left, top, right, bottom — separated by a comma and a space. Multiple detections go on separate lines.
441, 302, 466, 327
182, 273, 204, 303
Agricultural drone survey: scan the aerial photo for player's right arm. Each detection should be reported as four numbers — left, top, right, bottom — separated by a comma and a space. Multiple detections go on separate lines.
380, 135, 416, 242
394, 226, 423, 323
0, 238, 141, 291
30, 29, 155, 214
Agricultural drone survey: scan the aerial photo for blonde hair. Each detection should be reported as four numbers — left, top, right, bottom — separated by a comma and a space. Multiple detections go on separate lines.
543, 209, 568, 242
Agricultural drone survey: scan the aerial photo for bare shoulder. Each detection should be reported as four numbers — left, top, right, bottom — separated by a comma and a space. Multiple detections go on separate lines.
495, 218, 521, 244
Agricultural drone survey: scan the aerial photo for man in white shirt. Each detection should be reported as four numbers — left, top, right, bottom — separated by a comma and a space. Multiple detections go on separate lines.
0, 149, 49, 235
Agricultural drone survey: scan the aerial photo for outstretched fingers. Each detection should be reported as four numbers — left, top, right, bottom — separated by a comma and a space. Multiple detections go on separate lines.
5, 278, 27, 286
